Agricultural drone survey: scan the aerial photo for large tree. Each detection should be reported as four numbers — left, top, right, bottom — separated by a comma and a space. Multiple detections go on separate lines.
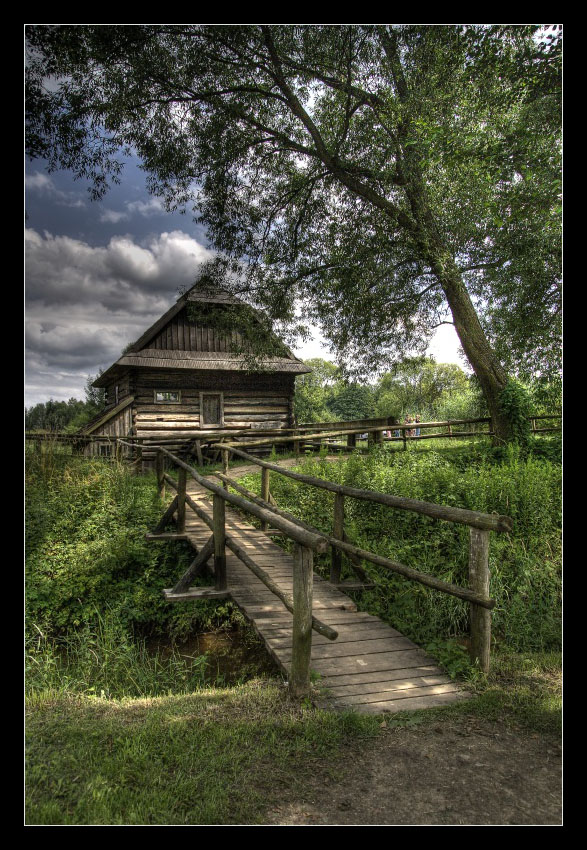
26, 24, 561, 442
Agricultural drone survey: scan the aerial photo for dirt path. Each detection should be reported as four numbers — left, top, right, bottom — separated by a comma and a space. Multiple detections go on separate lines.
265, 716, 562, 826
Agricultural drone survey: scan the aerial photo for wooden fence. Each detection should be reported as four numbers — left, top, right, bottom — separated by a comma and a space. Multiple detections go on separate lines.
26, 413, 561, 462
118, 436, 512, 695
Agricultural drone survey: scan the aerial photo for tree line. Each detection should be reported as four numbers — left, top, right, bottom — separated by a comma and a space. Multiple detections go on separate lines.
25, 375, 105, 432
294, 356, 561, 425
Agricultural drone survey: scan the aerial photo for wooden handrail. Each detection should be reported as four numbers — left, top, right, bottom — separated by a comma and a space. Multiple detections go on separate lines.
119, 439, 328, 553
162, 478, 336, 639
211, 443, 513, 672
214, 471, 495, 609
136, 439, 339, 699
219, 445, 512, 533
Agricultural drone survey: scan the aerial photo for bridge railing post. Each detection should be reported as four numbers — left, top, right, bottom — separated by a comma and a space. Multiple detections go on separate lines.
330, 493, 344, 584
176, 466, 187, 533
290, 543, 314, 699
156, 450, 165, 500
261, 466, 270, 531
213, 493, 227, 591
294, 429, 300, 457
468, 527, 491, 672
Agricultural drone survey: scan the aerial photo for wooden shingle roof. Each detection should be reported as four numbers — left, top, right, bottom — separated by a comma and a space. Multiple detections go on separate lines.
93, 285, 310, 386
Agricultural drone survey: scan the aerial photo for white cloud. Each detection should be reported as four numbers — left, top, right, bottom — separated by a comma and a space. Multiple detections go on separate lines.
99, 198, 166, 223
127, 198, 165, 216
100, 209, 129, 224
25, 228, 214, 405
25, 172, 54, 192
25, 171, 85, 207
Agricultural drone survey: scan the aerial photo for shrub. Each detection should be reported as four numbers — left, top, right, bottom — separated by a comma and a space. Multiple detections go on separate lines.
259, 443, 561, 652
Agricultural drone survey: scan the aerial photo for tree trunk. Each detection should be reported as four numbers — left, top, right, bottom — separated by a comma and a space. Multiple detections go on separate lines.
380, 27, 514, 445
429, 251, 512, 445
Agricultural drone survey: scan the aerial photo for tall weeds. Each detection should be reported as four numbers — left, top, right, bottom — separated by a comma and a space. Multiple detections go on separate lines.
26, 611, 209, 699
255, 441, 562, 652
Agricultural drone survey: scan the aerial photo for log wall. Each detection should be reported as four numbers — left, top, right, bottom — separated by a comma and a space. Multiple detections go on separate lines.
83, 403, 134, 456
131, 369, 296, 460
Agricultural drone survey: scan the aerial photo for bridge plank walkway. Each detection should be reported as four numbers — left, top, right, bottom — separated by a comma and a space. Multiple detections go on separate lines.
164, 464, 469, 715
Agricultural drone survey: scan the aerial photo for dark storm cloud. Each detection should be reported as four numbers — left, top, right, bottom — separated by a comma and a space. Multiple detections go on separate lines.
25, 227, 214, 406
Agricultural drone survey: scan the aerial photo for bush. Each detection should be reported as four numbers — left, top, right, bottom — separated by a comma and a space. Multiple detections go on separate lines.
257, 442, 561, 652
25, 446, 240, 641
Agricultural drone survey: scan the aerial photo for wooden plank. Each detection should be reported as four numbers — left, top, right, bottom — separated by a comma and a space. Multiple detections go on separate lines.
340, 691, 470, 714
163, 588, 232, 602
332, 682, 461, 706
316, 666, 446, 688
276, 636, 419, 660
309, 649, 435, 675
258, 623, 400, 643
323, 673, 452, 696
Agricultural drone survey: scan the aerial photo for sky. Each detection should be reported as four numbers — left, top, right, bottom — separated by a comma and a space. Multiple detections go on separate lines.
25, 154, 467, 408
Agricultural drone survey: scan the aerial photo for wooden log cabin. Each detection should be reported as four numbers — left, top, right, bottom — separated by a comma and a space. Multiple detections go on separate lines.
81, 286, 311, 464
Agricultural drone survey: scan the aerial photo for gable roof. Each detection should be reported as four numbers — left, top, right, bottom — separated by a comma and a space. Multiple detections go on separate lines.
80, 395, 135, 433
93, 285, 311, 386
127, 286, 246, 353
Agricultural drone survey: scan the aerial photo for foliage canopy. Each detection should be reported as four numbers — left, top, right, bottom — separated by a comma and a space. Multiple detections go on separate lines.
26, 24, 562, 438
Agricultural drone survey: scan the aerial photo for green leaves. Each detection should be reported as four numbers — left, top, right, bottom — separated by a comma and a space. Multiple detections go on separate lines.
26, 24, 561, 415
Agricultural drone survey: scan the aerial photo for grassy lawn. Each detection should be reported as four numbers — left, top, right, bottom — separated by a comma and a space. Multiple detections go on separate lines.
26, 681, 381, 825
26, 646, 561, 825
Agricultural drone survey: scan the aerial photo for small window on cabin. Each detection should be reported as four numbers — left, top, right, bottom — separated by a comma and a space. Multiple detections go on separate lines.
99, 444, 112, 456
154, 390, 181, 403
200, 392, 223, 426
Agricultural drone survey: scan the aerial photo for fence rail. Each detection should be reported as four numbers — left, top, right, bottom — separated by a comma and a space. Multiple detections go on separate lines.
212, 442, 509, 675
117, 428, 514, 694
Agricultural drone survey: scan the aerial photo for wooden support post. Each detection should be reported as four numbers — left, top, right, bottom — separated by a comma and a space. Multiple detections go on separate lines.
294, 430, 300, 457
156, 450, 165, 500
347, 432, 356, 449
195, 439, 203, 467
330, 493, 344, 584
290, 543, 313, 699
213, 493, 227, 591
152, 495, 179, 534
222, 445, 229, 474
171, 535, 215, 594
469, 528, 491, 672
375, 430, 384, 446
176, 466, 187, 533
261, 466, 270, 532
403, 431, 407, 451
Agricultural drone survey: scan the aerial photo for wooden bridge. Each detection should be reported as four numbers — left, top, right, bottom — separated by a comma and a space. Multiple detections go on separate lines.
118, 439, 512, 714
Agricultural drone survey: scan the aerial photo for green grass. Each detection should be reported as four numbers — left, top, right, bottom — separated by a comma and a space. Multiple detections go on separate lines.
25, 646, 561, 825
26, 683, 381, 825
373, 649, 562, 736
25, 445, 245, 641
25, 438, 561, 824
